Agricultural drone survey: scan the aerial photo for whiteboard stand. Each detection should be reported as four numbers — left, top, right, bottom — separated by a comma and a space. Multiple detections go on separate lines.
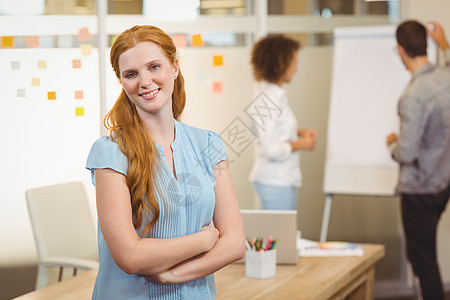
319, 194, 333, 243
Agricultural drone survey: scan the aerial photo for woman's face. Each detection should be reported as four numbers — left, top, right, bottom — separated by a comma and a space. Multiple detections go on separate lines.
118, 41, 179, 119
280, 51, 298, 84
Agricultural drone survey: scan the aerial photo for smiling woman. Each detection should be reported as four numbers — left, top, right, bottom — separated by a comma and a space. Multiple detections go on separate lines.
85, 25, 245, 299
118, 41, 178, 121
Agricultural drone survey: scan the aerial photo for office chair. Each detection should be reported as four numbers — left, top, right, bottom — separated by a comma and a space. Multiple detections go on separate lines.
25, 181, 99, 290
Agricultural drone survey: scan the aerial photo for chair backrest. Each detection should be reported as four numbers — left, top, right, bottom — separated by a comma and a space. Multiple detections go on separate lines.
25, 181, 98, 262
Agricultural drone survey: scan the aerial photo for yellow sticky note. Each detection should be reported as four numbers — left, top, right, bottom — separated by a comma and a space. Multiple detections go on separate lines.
77, 27, 93, 42
31, 77, 40, 87
111, 35, 118, 45
72, 59, 82, 69
212, 81, 224, 94
2, 36, 14, 48
80, 43, 93, 56
191, 34, 204, 47
213, 55, 224, 66
74, 90, 84, 99
47, 91, 56, 100
75, 107, 84, 116
172, 34, 187, 48
37, 60, 47, 69
26, 36, 40, 48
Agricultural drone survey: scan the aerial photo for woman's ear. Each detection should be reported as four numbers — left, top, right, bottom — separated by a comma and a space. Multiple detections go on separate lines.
173, 60, 180, 79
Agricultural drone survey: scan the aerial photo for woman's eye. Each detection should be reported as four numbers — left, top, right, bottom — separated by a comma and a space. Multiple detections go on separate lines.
124, 72, 136, 79
150, 64, 160, 71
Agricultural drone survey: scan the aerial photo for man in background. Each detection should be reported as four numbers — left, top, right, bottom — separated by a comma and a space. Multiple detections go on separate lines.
386, 20, 450, 300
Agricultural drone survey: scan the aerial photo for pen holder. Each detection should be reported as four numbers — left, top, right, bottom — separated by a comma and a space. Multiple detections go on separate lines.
245, 249, 277, 279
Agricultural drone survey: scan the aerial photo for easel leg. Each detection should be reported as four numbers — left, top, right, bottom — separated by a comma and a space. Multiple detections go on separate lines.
320, 194, 333, 243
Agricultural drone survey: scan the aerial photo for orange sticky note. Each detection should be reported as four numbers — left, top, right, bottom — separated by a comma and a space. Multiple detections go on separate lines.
80, 43, 93, 56
191, 34, 204, 47
26, 36, 40, 48
74, 90, 84, 99
75, 107, 84, 116
77, 27, 93, 42
47, 91, 56, 100
37, 60, 47, 69
171, 34, 187, 48
2, 36, 14, 48
31, 77, 40, 87
72, 59, 82, 69
213, 55, 224, 66
212, 81, 224, 94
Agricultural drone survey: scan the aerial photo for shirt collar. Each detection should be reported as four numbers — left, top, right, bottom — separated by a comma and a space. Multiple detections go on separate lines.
260, 81, 286, 101
412, 63, 434, 80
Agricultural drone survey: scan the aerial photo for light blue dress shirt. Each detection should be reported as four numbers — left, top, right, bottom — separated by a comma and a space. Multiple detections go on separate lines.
86, 120, 227, 300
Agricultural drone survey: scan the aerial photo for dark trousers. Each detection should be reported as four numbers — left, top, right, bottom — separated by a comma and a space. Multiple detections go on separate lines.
401, 183, 450, 300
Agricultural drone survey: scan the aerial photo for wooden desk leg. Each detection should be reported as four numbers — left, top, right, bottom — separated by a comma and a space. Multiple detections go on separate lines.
347, 267, 375, 300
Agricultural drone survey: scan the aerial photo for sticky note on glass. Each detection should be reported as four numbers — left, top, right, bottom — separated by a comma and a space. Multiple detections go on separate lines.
172, 34, 187, 48
2, 36, 14, 48
47, 91, 56, 100
31, 77, 40, 87
191, 34, 204, 47
77, 27, 93, 42
26, 36, 40, 48
212, 81, 224, 94
75, 107, 84, 116
75, 90, 84, 99
11, 60, 20, 70
57, 36, 73, 48
17, 89, 26, 98
213, 55, 224, 66
72, 59, 82, 69
37, 60, 47, 69
80, 43, 93, 56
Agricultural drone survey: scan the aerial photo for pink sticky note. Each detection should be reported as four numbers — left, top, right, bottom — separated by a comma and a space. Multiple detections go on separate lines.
74, 90, 84, 99
77, 27, 93, 42
26, 36, 40, 48
72, 59, 82, 69
212, 81, 224, 94
171, 35, 187, 48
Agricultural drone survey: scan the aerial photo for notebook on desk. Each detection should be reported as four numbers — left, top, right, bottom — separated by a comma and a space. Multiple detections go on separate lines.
240, 209, 299, 265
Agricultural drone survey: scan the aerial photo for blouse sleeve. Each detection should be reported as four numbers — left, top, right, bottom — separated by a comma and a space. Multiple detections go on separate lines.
85, 136, 128, 186
207, 131, 228, 169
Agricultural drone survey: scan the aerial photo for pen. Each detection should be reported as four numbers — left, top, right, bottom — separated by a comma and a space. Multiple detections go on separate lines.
245, 239, 252, 251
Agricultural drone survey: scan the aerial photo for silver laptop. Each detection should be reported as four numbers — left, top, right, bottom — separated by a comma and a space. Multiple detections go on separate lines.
240, 209, 299, 265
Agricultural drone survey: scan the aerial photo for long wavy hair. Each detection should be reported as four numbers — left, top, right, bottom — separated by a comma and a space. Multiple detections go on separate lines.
105, 25, 186, 236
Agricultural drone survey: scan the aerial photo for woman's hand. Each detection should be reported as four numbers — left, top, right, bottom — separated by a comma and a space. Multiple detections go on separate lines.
291, 128, 317, 151
200, 225, 219, 252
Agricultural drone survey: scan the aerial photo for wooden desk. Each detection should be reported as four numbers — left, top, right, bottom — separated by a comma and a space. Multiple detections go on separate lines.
15, 244, 384, 300
216, 244, 385, 300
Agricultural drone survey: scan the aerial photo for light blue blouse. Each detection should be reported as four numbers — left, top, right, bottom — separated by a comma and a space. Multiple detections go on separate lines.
86, 120, 227, 300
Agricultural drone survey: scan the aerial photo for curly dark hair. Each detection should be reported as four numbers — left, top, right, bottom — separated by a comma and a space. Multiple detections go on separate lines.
250, 35, 300, 83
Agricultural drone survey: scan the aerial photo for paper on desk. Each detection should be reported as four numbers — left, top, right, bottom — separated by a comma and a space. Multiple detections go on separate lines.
297, 238, 364, 257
